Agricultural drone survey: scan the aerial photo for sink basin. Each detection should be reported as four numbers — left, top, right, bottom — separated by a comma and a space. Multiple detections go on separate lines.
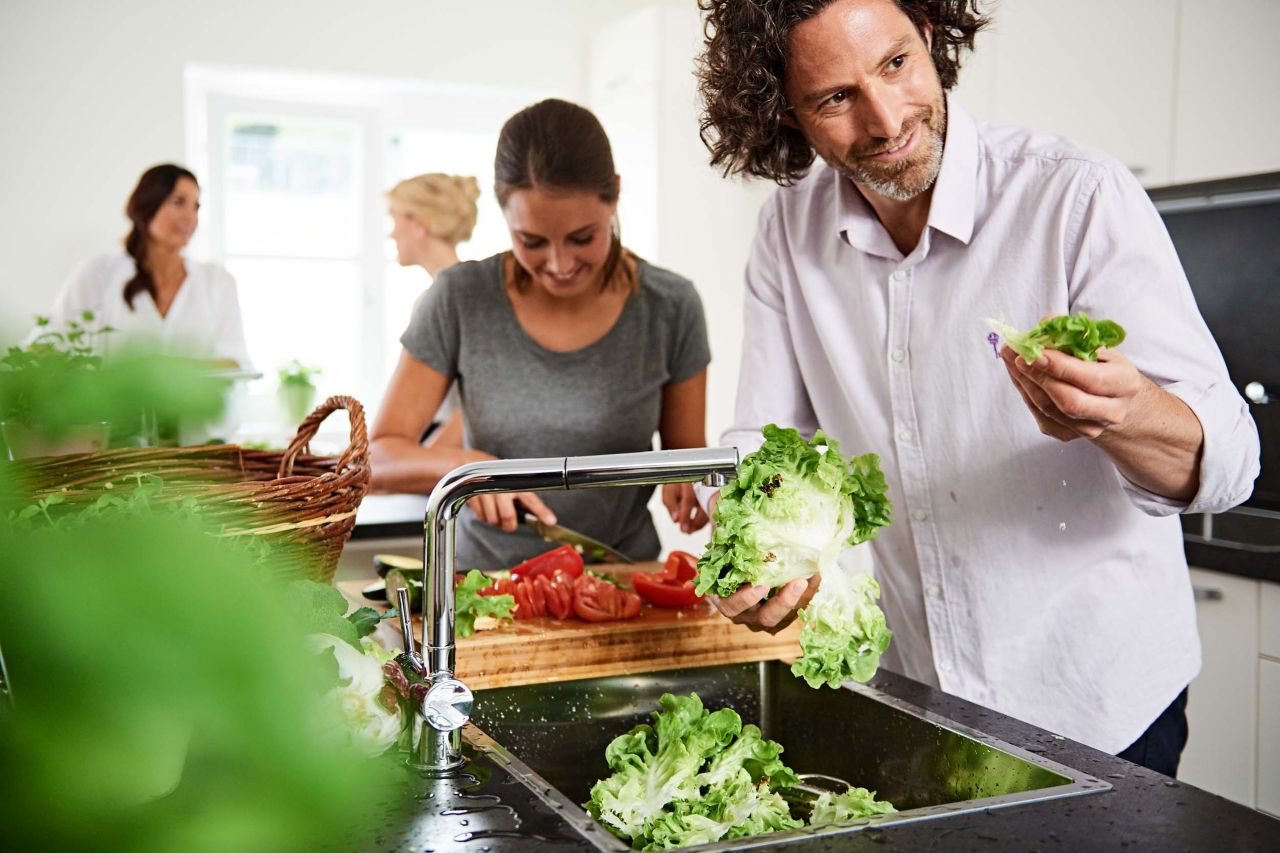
465, 660, 1109, 850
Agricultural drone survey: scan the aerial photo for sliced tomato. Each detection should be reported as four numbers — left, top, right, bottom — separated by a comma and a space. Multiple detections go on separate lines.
573, 573, 643, 622
631, 550, 705, 608
510, 544, 585, 581
478, 577, 516, 597
538, 573, 574, 620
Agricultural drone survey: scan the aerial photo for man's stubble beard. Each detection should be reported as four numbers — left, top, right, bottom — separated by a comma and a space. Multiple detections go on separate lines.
833, 100, 947, 202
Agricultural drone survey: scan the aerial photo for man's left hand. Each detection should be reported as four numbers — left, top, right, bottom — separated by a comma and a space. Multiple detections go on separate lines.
1000, 344, 1158, 442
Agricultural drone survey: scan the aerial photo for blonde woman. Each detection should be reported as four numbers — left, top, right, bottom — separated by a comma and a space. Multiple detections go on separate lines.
386, 173, 481, 447
387, 173, 481, 277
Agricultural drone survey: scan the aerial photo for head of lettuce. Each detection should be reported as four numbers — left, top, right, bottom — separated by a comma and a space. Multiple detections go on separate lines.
696, 425, 894, 688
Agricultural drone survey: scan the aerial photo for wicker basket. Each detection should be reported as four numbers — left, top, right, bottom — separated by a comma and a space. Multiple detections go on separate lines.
7, 395, 371, 583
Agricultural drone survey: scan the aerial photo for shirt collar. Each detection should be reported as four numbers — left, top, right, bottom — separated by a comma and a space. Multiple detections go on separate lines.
834, 96, 978, 256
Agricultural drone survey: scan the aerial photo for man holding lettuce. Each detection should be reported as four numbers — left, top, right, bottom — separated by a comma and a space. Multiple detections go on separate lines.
693, 0, 1260, 776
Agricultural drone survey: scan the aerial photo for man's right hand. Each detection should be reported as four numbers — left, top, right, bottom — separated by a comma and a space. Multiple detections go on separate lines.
709, 574, 820, 634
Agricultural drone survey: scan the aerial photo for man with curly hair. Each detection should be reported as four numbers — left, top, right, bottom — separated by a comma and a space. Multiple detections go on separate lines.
695, 0, 1259, 777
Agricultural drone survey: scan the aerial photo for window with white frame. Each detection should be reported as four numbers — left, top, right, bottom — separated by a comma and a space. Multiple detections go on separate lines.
184, 64, 540, 441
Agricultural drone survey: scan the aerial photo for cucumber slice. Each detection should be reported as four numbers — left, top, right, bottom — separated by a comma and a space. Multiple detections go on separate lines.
361, 579, 388, 602
374, 553, 424, 578
384, 569, 422, 610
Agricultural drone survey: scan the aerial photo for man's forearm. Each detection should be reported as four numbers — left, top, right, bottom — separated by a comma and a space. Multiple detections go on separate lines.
1093, 384, 1204, 503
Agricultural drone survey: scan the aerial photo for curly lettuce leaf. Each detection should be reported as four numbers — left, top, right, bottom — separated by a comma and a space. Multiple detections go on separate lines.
985, 311, 1126, 364
809, 786, 896, 825
454, 569, 514, 638
791, 569, 892, 689
586, 693, 802, 849
696, 425, 891, 599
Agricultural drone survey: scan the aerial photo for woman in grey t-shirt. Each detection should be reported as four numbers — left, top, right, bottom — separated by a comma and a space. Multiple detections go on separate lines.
370, 99, 711, 570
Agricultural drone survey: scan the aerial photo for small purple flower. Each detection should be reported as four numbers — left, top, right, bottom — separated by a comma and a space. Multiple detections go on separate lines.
987, 331, 1001, 358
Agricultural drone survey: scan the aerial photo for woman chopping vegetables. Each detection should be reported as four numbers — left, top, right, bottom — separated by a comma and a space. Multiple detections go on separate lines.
370, 99, 711, 570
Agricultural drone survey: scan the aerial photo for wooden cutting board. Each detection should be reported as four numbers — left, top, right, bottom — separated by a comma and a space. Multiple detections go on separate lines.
337, 562, 801, 690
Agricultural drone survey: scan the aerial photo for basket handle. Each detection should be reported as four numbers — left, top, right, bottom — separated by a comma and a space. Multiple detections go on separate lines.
278, 395, 368, 479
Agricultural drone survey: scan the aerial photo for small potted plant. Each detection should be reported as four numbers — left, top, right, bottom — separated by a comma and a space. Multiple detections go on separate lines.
277, 359, 322, 425
0, 312, 113, 459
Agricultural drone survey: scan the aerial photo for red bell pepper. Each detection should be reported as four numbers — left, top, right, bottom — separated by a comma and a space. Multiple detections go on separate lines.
631, 550, 705, 608
509, 544, 585, 581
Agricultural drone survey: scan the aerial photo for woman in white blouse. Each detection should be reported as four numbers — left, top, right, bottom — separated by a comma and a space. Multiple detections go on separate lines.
43, 163, 252, 370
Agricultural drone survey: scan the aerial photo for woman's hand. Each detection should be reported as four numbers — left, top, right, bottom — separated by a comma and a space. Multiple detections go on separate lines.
467, 491, 557, 532
662, 482, 709, 534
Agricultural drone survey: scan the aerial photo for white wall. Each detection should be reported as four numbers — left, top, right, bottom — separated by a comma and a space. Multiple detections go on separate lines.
0, 0, 650, 341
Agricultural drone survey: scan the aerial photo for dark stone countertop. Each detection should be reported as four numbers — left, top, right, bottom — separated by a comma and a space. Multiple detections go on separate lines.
364, 669, 1279, 853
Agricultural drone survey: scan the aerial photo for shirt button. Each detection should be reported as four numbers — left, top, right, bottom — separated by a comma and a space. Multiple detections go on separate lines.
939, 660, 954, 673
913, 509, 929, 522
928, 583, 943, 598
891, 349, 906, 363
891, 270, 907, 282
897, 428, 913, 443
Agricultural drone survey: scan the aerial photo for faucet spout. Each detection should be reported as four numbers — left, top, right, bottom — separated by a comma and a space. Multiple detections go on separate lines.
413, 446, 738, 775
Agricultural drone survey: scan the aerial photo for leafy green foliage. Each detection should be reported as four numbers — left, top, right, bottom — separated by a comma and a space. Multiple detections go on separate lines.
0, 348, 406, 851
808, 786, 896, 824
696, 425, 891, 599
791, 570, 893, 689
985, 311, 1126, 364
277, 358, 321, 389
455, 569, 515, 638
0, 510, 401, 853
586, 693, 802, 849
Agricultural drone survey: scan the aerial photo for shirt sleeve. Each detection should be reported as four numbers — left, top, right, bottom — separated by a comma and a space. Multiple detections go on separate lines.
399, 269, 460, 378
696, 200, 821, 511
1067, 161, 1260, 515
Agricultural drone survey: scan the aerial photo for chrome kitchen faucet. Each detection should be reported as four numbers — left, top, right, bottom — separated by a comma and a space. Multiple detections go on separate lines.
400, 447, 739, 776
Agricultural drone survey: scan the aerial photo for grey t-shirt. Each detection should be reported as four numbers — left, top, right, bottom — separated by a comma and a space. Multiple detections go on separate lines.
400, 253, 710, 570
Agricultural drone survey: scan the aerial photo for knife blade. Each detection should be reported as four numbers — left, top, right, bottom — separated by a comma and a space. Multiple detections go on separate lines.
521, 513, 634, 564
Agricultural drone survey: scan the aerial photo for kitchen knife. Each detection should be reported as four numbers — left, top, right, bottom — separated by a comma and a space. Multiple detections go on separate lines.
521, 513, 634, 564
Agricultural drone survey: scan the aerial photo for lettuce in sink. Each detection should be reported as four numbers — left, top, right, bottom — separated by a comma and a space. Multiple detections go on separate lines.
585, 692, 802, 848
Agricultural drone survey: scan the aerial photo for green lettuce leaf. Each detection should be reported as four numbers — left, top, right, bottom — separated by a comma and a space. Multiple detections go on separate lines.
985, 311, 1126, 364
808, 786, 896, 824
454, 570, 515, 638
695, 425, 891, 599
585, 693, 802, 849
791, 570, 893, 689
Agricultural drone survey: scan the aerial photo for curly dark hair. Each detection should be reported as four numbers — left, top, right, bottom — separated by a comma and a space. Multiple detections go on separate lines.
696, 0, 988, 184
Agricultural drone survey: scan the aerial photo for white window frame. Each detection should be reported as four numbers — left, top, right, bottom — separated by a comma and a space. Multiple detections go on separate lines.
184, 63, 545, 431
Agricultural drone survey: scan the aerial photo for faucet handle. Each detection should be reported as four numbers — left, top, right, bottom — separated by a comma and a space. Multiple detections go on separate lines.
395, 587, 424, 673
422, 677, 473, 732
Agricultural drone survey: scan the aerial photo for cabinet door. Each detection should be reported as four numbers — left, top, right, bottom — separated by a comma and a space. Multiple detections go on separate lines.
1258, 659, 1280, 817
1261, 581, 1280, 660
1173, 0, 1280, 182
1179, 568, 1259, 806
988, 0, 1178, 186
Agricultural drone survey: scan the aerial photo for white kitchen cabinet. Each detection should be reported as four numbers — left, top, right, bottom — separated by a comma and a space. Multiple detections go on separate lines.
1261, 578, 1280, 660
1179, 567, 1259, 806
1258, 658, 1280, 817
981, 0, 1179, 186
1172, 0, 1280, 183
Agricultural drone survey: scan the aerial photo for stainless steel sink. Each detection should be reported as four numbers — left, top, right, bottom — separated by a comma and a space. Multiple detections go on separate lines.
464, 661, 1109, 850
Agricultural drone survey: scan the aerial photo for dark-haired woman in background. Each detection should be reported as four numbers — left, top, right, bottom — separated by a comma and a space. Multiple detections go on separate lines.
371, 99, 711, 570
40, 163, 252, 369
